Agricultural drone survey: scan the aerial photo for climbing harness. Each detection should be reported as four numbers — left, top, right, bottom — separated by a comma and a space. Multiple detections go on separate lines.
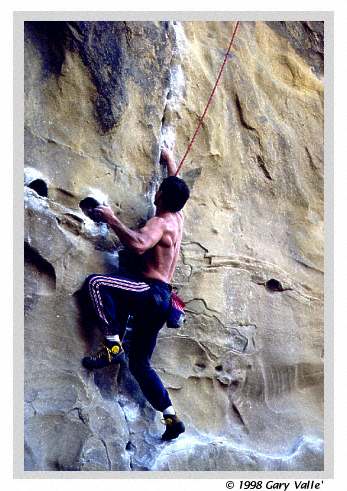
175, 21, 240, 176
166, 291, 186, 328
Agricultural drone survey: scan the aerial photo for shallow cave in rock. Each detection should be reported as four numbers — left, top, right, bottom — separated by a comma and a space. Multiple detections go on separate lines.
24, 242, 56, 291
265, 278, 284, 292
27, 179, 48, 198
79, 197, 102, 221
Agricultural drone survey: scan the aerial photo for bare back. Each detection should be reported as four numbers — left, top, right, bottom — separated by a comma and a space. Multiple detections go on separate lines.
141, 212, 183, 284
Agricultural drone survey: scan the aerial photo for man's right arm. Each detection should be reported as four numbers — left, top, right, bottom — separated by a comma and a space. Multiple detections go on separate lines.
168, 213, 184, 282
160, 148, 178, 177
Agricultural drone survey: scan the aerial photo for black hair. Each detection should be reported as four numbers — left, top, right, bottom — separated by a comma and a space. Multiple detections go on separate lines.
159, 176, 190, 212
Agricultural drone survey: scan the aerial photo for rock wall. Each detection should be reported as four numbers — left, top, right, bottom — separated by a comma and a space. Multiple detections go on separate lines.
24, 20, 324, 471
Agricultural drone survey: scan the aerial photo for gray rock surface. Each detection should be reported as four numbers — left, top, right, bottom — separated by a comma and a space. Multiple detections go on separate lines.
24, 20, 324, 471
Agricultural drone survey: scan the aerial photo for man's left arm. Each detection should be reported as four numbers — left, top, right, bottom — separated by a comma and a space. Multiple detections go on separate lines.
95, 205, 164, 255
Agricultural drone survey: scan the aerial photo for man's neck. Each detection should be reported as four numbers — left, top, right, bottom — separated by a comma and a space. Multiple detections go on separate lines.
155, 206, 169, 217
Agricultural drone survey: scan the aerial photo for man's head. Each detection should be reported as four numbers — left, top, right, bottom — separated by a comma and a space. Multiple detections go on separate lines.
155, 176, 190, 212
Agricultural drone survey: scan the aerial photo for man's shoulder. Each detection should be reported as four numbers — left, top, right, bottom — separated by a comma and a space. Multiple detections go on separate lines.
144, 216, 166, 232
147, 215, 165, 224
166, 211, 184, 225
153, 211, 183, 230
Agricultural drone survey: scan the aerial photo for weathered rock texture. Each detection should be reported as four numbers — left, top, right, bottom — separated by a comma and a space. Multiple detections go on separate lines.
24, 20, 324, 471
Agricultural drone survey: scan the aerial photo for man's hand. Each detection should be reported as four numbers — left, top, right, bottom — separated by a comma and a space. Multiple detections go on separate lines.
160, 147, 178, 177
94, 205, 116, 224
160, 147, 172, 164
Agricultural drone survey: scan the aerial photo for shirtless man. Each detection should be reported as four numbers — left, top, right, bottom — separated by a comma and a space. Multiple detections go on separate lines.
81, 148, 190, 440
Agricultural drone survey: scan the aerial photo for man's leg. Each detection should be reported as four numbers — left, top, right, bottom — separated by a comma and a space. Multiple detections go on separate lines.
127, 313, 185, 440
81, 273, 150, 369
128, 320, 172, 412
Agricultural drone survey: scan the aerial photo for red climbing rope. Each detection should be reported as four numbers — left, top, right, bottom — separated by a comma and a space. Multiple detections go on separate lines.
175, 21, 240, 177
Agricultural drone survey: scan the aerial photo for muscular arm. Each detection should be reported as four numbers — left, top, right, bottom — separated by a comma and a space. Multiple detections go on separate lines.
96, 206, 165, 255
168, 213, 184, 281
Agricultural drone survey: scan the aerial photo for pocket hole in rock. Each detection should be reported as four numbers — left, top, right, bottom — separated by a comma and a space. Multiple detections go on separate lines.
27, 179, 48, 198
79, 197, 102, 222
265, 278, 284, 292
215, 365, 223, 372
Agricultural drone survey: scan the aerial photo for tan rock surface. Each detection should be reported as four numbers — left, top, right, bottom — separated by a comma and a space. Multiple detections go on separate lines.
24, 20, 324, 471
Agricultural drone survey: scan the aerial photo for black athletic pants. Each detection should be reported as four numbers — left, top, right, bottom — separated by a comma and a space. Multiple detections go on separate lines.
83, 272, 173, 412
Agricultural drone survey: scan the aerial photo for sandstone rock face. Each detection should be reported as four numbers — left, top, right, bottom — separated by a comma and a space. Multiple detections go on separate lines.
24, 21, 324, 471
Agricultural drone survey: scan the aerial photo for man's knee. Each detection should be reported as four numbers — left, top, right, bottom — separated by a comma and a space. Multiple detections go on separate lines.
82, 274, 101, 295
84, 274, 98, 287
80, 275, 100, 308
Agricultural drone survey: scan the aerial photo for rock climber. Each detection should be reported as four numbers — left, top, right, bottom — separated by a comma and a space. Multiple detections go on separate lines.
81, 148, 190, 441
